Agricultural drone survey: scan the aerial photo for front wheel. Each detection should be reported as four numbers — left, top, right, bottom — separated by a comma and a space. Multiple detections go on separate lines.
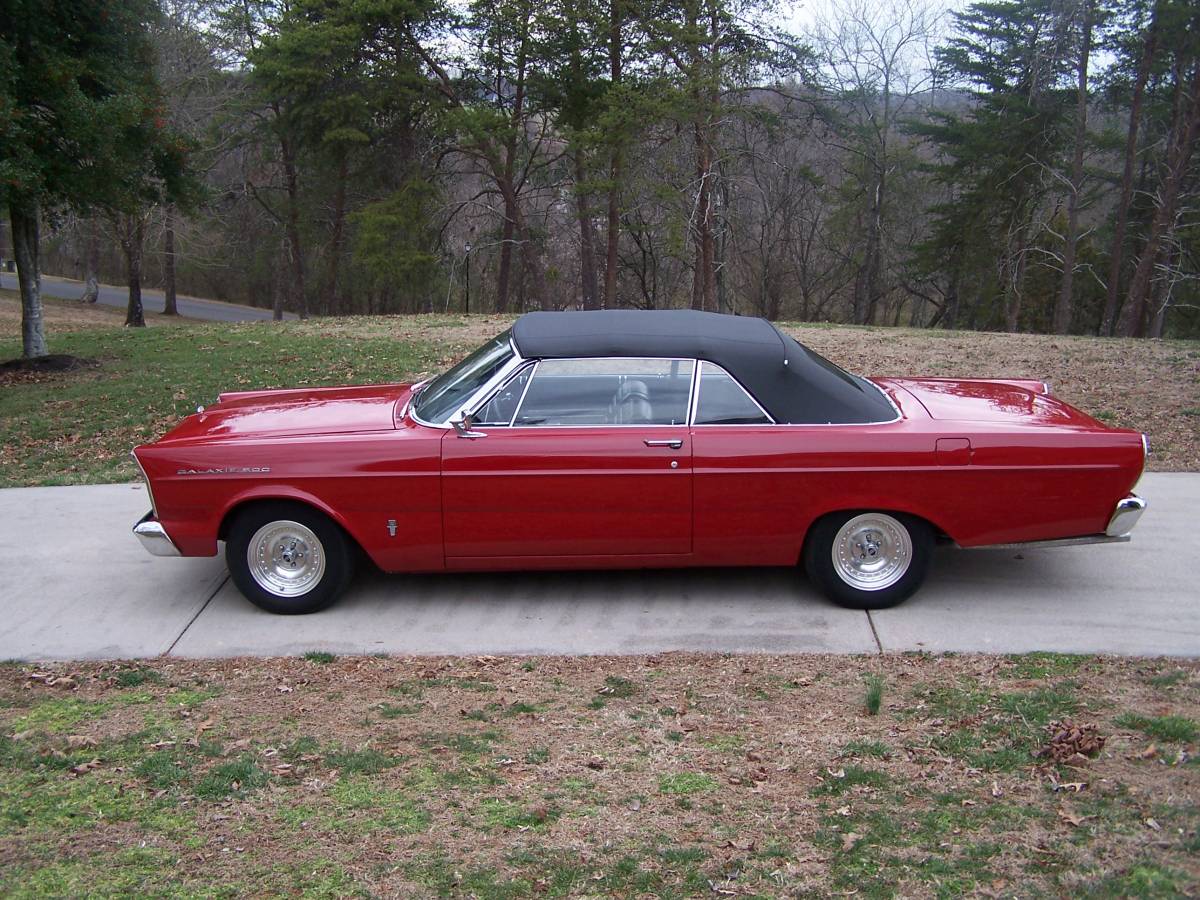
803, 511, 933, 610
225, 502, 355, 614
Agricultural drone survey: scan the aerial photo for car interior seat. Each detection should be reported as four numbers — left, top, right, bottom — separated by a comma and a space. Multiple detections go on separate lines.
609, 380, 654, 424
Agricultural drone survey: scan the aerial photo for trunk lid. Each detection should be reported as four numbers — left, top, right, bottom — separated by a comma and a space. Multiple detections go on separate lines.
890, 378, 1104, 428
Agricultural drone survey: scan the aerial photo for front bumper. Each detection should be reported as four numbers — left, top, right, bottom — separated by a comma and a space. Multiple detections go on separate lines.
133, 511, 181, 557
1106, 494, 1147, 538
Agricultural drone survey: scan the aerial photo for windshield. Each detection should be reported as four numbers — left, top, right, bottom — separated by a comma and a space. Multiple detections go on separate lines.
413, 330, 515, 424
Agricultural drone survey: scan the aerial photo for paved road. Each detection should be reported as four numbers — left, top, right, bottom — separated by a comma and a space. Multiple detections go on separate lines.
22, 273, 294, 322
0, 473, 1194, 661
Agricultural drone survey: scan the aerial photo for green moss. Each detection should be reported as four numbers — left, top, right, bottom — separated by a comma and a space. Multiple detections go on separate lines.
658, 772, 718, 795
812, 765, 890, 796
195, 754, 267, 800
1115, 713, 1198, 744
324, 747, 397, 775
10, 697, 113, 733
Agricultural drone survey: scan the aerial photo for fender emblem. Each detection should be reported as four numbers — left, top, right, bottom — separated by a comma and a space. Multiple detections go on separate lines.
387, 519, 397, 537
175, 466, 272, 475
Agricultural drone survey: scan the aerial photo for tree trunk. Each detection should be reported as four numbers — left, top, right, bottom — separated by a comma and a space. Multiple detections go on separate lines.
1147, 242, 1176, 339
574, 152, 600, 310
1004, 226, 1030, 333
496, 195, 516, 314
163, 205, 178, 316
1100, 10, 1158, 335
853, 162, 884, 325
603, 0, 624, 309
280, 135, 308, 320
80, 217, 100, 304
1118, 63, 1200, 337
690, 121, 716, 311
272, 232, 286, 321
122, 216, 146, 328
324, 153, 348, 315
1054, 0, 1092, 335
10, 198, 48, 358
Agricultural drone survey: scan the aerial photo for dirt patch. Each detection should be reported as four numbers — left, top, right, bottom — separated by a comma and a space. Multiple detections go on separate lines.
0, 354, 98, 385
1, 653, 1196, 897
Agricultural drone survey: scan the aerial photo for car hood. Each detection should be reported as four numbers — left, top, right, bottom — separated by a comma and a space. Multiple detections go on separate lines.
157, 384, 412, 443
887, 378, 1104, 427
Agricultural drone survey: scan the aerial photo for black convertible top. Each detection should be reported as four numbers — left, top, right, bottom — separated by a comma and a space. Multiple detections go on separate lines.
511, 310, 896, 425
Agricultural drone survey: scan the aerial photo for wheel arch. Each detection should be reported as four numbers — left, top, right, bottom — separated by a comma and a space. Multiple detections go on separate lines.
797, 505, 953, 565
216, 487, 368, 558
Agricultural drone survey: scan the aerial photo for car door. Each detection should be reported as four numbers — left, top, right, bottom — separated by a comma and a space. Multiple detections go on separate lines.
441, 357, 695, 560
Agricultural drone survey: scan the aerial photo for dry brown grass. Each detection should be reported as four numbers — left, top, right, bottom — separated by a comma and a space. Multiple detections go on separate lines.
0, 653, 1196, 897
0, 289, 194, 331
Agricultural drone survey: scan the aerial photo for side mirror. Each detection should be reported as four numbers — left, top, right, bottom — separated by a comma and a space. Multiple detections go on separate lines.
452, 414, 487, 439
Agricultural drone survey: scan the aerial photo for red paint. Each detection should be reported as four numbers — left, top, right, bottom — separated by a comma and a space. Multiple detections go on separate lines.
133, 375, 1146, 571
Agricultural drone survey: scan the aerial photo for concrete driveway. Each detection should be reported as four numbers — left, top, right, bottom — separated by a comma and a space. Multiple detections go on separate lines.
28, 274, 296, 322
0, 473, 1194, 661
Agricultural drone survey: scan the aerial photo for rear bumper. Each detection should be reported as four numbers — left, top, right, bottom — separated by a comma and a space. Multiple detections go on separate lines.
1106, 494, 1146, 538
133, 511, 181, 557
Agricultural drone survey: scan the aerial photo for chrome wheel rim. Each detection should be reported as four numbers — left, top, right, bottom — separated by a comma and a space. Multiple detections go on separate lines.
832, 513, 912, 591
247, 520, 325, 598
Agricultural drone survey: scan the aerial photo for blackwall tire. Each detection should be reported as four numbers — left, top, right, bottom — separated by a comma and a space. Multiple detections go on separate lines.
225, 502, 355, 615
804, 511, 933, 610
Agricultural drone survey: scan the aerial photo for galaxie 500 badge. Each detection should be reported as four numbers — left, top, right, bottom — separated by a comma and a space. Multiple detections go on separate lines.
176, 466, 271, 475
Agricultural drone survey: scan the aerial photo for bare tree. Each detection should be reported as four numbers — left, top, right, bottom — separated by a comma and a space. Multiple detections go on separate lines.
809, 0, 942, 324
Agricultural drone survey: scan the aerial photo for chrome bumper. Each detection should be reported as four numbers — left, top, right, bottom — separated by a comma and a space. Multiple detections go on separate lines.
1106, 494, 1146, 538
133, 512, 181, 557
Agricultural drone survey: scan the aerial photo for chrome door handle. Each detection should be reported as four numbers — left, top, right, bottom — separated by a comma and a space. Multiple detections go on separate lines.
644, 439, 683, 449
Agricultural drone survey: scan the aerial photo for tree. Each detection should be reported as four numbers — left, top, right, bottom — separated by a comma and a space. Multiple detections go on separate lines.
914, 0, 1075, 332
1051, 0, 1095, 334
810, 0, 941, 325
640, 0, 796, 312
0, 0, 186, 355
1113, 0, 1200, 336
1099, 0, 1161, 334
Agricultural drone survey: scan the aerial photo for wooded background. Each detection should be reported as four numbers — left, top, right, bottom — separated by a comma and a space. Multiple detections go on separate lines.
6, 0, 1200, 338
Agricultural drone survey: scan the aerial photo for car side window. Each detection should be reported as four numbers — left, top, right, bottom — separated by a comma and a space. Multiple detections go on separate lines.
694, 362, 772, 425
513, 358, 694, 426
473, 365, 535, 426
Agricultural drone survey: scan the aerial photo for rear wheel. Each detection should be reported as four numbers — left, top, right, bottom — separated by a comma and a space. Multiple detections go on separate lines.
803, 511, 933, 610
225, 502, 355, 614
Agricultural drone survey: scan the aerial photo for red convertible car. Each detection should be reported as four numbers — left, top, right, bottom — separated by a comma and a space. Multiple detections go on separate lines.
132, 310, 1147, 614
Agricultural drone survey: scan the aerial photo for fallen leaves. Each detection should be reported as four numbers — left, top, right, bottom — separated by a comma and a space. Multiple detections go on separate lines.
1056, 806, 1094, 828
69, 758, 101, 777
1036, 720, 1106, 764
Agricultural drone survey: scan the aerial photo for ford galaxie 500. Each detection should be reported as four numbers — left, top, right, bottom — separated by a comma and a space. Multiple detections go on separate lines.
132, 310, 1147, 614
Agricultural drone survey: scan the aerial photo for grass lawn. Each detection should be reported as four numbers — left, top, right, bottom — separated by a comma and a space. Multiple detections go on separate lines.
0, 652, 1197, 897
1, 292, 1198, 488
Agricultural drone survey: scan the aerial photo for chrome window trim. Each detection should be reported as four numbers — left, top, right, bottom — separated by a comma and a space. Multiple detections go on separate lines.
465, 359, 539, 427
508, 361, 539, 426
410, 337, 525, 429
688, 360, 776, 426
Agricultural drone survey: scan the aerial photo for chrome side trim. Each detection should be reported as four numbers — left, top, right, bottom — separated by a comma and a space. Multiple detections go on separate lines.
133, 512, 181, 557
1106, 494, 1147, 537
130, 451, 158, 517
965, 534, 1131, 551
